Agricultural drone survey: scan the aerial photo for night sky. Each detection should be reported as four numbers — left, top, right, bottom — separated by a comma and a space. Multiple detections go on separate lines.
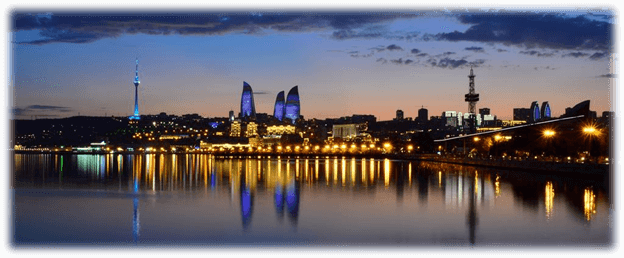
9, 9, 615, 121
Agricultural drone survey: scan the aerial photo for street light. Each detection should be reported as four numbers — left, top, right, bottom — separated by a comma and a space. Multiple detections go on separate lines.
543, 129, 555, 138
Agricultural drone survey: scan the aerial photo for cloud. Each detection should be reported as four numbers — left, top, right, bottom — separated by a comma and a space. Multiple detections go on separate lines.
376, 58, 387, 64
597, 73, 615, 78
589, 52, 608, 60
562, 52, 589, 58
465, 46, 485, 52
331, 29, 384, 40
497, 49, 508, 52
534, 66, 556, 70
13, 12, 613, 51
425, 57, 485, 69
519, 50, 556, 57
12, 104, 73, 118
411, 48, 421, 54
369, 45, 386, 52
389, 58, 414, 65
13, 12, 421, 45
386, 44, 403, 51
349, 51, 374, 58
27, 105, 72, 112
416, 53, 428, 57
435, 13, 612, 50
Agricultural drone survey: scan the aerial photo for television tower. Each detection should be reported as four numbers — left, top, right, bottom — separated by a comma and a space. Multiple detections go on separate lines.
130, 58, 141, 120
464, 66, 479, 133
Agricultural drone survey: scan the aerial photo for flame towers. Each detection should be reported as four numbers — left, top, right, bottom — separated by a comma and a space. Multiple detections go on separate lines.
129, 59, 141, 120
284, 86, 300, 123
240, 81, 257, 119
273, 91, 285, 121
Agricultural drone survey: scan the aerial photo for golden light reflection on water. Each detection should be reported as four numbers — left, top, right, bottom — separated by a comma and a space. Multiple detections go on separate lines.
325, 157, 330, 185
545, 181, 555, 219
333, 158, 338, 184
361, 158, 367, 185
315, 159, 319, 180
370, 159, 375, 183
351, 158, 356, 187
438, 171, 442, 188
341, 157, 346, 186
258, 160, 262, 181
584, 188, 596, 221
408, 162, 412, 185
474, 171, 479, 195
495, 175, 501, 197
384, 159, 390, 188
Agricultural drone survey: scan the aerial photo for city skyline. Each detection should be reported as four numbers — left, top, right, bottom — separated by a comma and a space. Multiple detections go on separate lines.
10, 9, 614, 121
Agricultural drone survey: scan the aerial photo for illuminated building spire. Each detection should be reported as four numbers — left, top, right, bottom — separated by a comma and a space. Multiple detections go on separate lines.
464, 66, 479, 133
130, 58, 141, 120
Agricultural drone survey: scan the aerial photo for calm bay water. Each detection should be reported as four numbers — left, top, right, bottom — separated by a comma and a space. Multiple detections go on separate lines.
12, 153, 612, 246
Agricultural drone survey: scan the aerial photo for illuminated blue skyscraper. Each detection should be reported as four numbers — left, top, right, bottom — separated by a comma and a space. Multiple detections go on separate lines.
284, 86, 300, 123
273, 91, 285, 121
541, 101, 551, 119
129, 59, 141, 120
240, 81, 256, 119
530, 101, 540, 122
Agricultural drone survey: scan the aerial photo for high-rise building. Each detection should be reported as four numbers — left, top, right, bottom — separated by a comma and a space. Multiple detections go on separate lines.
541, 102, 551, 119
284, 86, 300, 124
418, 106, 428, 122
530, 101, 540, 122
240, 81, 257, 119
396, 110, 404, 120
478, 108, 490, 116
273, 91, 285, 121
513, 108, 531, 121
229, 110, 235, 122
129, 59, 141, 120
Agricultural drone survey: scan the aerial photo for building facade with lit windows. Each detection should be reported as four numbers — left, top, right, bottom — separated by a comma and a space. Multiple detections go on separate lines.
284, 86, 300, 124
230, 120, 241, 137
245, 122, 259, 137
240, 81, 257, 119
267, 124, 296, 135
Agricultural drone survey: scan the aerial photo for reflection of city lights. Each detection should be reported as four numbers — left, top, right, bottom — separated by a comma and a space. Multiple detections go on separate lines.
584, 188, 596, 221
545, 182, 555, 219
384, 159, 390, 188
495, 175, 501, 197
438, 171, 442, 188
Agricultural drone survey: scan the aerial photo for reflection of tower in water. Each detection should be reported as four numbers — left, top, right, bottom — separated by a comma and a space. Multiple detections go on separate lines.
274, 180, 285, 222
273, 160, 301, 229
239, 169, 254, 231
132, 173, 140, 244
285, 177, 300, 228
466, 173, 478, 245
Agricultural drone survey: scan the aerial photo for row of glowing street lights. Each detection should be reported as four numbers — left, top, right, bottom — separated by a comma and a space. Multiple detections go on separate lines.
469, 125, 601, 142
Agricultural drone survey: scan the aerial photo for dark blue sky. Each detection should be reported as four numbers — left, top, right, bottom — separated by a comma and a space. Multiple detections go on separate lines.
9, 9, 615, 120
